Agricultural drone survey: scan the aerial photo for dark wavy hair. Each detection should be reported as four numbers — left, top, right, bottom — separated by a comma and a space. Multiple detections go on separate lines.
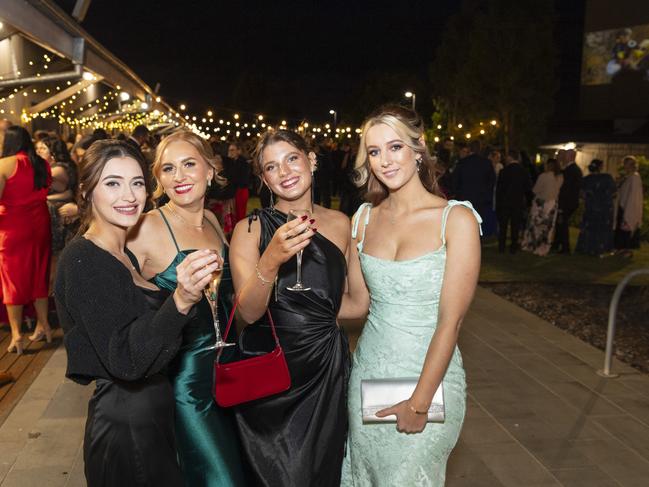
42, 136, 73, 164
76, 140, 151, 235
354, 105, 441, 205
1, 125, 49, 190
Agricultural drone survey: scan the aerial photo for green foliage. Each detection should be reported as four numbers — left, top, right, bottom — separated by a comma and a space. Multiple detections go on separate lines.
431, 0, 558, 151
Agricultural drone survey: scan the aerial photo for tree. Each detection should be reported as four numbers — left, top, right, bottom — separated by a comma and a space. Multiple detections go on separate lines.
431, 0, 557, 152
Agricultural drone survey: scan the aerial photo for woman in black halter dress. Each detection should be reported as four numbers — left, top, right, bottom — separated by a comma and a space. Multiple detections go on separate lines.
230, 131, 354, 486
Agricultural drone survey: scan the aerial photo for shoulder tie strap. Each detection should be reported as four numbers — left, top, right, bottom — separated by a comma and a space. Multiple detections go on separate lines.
157, 208, 181, 252
351, 203, 372, 252
441, 200, 483, 245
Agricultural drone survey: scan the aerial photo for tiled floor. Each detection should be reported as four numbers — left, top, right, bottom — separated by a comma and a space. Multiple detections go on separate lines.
1, 286, 649, 486
447, 288, 649, 486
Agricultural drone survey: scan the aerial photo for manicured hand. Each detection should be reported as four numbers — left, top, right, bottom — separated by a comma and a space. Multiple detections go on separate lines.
174, 250, 222, 313
265, 216, 316, 267
376, 400, 428, 434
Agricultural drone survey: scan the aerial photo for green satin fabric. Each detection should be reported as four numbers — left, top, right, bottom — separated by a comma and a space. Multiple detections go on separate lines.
152, 246, 247, 487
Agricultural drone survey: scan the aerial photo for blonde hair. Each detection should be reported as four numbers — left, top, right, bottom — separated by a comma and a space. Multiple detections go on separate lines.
151, 129, 226, 200
354, 105, 440, 205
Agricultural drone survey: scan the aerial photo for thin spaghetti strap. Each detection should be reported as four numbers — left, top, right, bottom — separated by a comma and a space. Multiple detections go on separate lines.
204, 213, 228, 249
441, 200, 483, 245
157, 208, 181, 252
351, 203, 372, 252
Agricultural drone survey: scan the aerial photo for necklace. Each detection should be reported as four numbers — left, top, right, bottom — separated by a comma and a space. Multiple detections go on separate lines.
85, 234, 136, 271
166, 203, 204, 229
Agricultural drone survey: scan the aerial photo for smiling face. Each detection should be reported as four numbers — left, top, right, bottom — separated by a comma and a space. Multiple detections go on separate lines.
157, 140, 214, 206
90, 156, 146, 229
364, 123, 419, 192
260, 141, 315, 202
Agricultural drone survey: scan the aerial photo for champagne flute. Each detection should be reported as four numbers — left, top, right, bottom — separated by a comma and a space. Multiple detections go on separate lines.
286, 209, 312, 292
203, 258, 234, 349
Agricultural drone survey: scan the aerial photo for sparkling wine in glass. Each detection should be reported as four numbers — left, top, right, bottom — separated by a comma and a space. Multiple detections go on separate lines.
286, 209, 312, 292
203, 263, 234, 349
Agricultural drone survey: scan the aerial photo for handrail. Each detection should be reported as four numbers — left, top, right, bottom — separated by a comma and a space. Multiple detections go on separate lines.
598, 268, 649, 378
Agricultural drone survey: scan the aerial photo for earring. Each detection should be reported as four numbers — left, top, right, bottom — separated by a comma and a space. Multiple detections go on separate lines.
416, 157, 422, 171
207, 178, 212, 187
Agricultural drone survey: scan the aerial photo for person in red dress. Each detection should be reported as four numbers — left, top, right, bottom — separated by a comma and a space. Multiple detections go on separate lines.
0, 125, 53, 354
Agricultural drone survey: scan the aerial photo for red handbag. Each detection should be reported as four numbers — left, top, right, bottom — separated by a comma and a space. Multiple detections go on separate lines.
213, 300, 291, 407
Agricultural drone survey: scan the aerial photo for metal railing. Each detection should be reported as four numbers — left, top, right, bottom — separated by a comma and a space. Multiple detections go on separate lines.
598, 268, 649, 378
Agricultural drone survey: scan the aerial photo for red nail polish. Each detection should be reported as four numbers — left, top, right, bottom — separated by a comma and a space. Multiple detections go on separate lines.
309, 219, 315, 224
301, 215, 308, 221
313, 228, 318, 232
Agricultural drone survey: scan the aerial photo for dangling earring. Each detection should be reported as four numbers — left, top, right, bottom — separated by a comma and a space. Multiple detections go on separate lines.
416, 157, 422, 172
207, 178, 212, 187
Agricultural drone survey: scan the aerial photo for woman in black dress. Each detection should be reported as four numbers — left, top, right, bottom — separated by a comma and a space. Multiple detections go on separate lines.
55, 140, 221, 487
229, 130, 356, 486
576, 159, 616, 255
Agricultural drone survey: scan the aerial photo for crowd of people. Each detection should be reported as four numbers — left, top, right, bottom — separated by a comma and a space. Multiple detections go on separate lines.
0, 104, 484, 486
434, 137, 645, 258
0, 106, 645, 487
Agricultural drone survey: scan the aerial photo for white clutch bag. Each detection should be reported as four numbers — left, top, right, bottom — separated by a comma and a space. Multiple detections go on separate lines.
361, 378, 445, 424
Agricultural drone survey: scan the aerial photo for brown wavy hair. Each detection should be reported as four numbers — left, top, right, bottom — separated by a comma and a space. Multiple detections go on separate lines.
151, 129, 226, 200
355, 105, 441, 205
76, 139, 151, 236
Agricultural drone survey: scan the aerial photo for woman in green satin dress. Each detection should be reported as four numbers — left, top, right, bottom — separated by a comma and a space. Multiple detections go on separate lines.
339, 106, 482, 486
128, 129, 246, 487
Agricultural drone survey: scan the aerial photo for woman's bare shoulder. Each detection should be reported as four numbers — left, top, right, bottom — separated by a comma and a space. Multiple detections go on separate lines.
129, 208, 165, 243
0, 156, 17, 176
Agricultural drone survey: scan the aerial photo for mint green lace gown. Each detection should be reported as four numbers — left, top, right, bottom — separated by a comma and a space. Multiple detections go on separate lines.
341, 200, 481, 487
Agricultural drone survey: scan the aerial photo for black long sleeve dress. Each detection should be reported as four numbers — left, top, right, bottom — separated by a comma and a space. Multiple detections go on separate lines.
55, 237, 194, 487
234, 208, 350, 487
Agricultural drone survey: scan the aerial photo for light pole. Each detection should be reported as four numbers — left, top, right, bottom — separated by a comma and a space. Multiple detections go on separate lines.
405, 91, 416, 111
329, 109, 337, 130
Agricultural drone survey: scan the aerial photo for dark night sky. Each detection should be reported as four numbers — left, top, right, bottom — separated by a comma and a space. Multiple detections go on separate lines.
54, 0, 585, 125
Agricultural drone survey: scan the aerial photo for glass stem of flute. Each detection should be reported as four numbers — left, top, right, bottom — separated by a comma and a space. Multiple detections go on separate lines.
296, 250, 304, 286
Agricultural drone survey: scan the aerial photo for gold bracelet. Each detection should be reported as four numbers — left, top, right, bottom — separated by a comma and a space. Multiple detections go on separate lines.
255, 263, 273, 285
408, 401, 429, 415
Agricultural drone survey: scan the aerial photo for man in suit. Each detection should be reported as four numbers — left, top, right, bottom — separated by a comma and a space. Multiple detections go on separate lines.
452, 139, 496, 221
554, 149, 583, 254
496, 149, 532, 253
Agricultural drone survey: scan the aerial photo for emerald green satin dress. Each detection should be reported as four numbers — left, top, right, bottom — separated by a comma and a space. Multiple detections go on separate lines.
150, 209, 246, 487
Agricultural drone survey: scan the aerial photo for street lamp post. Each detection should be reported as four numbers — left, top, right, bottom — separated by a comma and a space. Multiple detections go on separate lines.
405, 91, 416, 111
329, 109, 337, 130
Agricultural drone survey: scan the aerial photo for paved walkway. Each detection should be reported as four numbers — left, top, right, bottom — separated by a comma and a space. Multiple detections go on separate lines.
1, 287, 648, 486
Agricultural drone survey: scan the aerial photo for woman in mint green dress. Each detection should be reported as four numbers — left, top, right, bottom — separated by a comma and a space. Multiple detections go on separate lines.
339, 106, 482, 486
128, 130, 246, 487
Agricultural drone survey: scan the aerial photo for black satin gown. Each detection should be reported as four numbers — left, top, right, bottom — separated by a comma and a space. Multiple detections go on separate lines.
235, 208, 350, 487
84, 287, 184, 487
